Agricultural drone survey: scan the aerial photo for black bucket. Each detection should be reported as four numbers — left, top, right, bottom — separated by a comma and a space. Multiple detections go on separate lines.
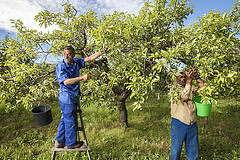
31, 105, 53, 126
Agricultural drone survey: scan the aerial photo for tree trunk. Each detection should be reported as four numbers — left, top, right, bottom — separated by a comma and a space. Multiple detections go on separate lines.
115, 88, 132, 127
118, 99, 128, 127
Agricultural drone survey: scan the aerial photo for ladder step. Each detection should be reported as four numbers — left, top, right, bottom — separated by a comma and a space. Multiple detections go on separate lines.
77, 109, 82, 113
78, 127, 83, 131
51, 146, 90, 152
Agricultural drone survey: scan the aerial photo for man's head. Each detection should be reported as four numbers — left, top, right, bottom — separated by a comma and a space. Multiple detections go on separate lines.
64, 46, 75, 65
176, 71, 187, 86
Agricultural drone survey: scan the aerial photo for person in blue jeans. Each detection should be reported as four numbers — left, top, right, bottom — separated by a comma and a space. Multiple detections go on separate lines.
170, 68, 204, 160
55, 46, 105, 149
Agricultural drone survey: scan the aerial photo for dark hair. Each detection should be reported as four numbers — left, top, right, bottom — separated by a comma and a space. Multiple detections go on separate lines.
64, 46, 75, 54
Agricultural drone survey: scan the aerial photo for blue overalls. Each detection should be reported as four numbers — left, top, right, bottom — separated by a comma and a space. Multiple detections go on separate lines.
55, 58, 85, 147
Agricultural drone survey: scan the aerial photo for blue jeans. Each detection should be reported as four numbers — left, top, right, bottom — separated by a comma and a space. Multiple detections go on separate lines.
55, 102, 78, 147
171, 118, 199, 160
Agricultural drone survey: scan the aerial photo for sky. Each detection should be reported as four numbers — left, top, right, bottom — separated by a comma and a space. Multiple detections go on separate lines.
185, 0, 236, 26
0, 0, 236, 38
0, 0, 237, 62
0, 0, 148, 39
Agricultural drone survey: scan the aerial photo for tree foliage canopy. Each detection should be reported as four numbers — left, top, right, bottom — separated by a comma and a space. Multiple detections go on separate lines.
1, 0, 239, 116
163, 1, 240, 100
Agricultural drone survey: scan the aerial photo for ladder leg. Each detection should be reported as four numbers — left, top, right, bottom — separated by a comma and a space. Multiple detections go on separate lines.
87, 150, 91, 160
77, 103, 91, 160
80, 114, 91, 160
51, 151, 56, 160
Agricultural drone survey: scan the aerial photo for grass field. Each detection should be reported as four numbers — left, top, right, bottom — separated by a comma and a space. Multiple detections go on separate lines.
0, 96, 239, 159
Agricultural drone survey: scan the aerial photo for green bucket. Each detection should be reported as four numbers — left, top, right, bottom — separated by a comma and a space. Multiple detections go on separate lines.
193, 96, 213, 117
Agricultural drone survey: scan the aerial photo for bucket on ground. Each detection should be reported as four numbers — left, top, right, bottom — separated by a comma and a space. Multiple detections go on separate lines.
31, 105, 53, 126
193, 96, 213, 117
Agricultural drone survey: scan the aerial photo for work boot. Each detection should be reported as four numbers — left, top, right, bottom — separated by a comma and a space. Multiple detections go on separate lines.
55, 141, 65, 148
65, 141, 84, 149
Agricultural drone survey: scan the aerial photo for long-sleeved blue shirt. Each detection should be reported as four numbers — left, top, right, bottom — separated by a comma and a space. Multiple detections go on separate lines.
56, 57, 85, 104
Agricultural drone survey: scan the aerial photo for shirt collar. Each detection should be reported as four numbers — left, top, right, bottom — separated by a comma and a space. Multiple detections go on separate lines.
63, 58, 76, 68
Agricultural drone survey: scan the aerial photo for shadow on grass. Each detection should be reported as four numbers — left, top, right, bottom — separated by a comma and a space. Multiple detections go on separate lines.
197, 102, 240, 159
84, 97, 173, 159
0, 99, 61, 159
0, 97, 239, 159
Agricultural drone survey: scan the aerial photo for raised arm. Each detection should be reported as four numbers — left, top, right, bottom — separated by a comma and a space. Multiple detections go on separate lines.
179, 70, 194, 101
84, 50, 104, 63
192, 68, 204, 88
196, 78, 204, 88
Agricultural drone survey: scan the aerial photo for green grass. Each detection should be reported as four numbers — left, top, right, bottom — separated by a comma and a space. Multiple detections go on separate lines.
0, 96, 239, 159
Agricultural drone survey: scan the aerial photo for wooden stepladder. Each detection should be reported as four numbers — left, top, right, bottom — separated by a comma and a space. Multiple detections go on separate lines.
51, 103, 91, 160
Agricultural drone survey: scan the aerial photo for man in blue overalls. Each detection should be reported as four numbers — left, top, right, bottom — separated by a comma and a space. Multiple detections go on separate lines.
55, 46, 104, 149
